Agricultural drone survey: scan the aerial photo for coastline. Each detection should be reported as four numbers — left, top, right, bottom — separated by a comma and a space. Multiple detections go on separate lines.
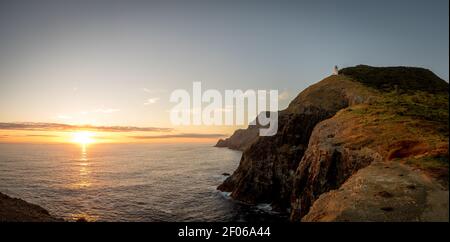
216, 66, 449, 221
0, 192, 63, 222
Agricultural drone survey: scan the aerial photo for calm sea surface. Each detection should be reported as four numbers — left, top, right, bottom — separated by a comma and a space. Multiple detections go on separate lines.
0, 143, 287, 221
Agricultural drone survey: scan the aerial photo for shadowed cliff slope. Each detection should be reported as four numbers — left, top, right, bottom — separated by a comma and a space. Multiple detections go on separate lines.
0, 192, 62, 222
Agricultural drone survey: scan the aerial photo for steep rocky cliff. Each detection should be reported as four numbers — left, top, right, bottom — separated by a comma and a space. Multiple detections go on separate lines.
289, 115, 383, 220
217, 65, 449, 221
217, 74, 376, 209
301, 161, 449, 222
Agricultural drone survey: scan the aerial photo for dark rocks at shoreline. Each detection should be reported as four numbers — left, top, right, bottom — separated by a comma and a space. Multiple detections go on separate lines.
0, 192, 63, 222
76, 217, 88, 222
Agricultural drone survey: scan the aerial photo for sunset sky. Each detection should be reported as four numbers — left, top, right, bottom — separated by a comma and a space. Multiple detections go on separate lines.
0, 0, 448, 143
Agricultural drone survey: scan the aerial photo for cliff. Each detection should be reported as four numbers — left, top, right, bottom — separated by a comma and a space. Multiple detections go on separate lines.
301, 161, 449, 222
215, 125, 259, 151
217, 74, 376, 209
0, 192, 62, 222
217, 65, 449, 221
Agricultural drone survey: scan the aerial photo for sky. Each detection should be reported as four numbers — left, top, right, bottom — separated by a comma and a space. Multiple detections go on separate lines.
0, 0, 448, 143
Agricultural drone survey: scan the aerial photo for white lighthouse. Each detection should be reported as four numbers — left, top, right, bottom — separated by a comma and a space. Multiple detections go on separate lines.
333, 65, 339, 75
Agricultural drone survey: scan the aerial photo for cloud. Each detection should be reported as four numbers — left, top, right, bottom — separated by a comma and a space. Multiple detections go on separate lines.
129, 133, 226, 139
144, 97, 160, 105
143, 88, 166, 94
0, 134, 60, 139
0, 122, 172, 132
25, 134, 60, 137
278, 90, 290, 100
143, 88, 165, 105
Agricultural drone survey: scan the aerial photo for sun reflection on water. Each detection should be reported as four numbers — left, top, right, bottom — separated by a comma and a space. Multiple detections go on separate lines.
74, 144, 91, 188
70, 212, 98, 222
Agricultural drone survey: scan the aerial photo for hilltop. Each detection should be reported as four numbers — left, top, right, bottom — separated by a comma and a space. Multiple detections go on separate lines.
216, 65, 449, 221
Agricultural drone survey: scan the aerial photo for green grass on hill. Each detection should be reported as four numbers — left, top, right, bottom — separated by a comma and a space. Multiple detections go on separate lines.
381, 90, 449, 133
339, 65, 448, 94
333, 69, 448, 179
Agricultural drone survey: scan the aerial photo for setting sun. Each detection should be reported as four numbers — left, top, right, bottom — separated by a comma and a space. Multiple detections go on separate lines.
71, 131, 95, 144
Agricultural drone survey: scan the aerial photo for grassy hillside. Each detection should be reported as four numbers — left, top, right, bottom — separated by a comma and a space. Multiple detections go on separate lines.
334, 66, 449, 184
340, 65, 448, 94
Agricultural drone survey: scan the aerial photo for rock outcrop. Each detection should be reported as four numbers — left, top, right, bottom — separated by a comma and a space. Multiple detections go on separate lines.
301, 161, 449, 222
218, 75, 374, 209
215, 125, 259, 151
290, 109, 383, 219
0, 192, 62, 222
217, 65, 449, 221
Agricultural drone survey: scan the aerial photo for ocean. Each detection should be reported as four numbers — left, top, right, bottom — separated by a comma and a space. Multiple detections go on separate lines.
0, 142, 287, 222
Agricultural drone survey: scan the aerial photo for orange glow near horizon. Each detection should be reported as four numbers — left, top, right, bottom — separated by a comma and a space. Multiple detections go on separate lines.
71, 131, 95, 145
0, 129, 224, 144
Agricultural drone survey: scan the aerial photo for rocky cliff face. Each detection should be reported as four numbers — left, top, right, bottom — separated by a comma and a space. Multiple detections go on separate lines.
215, 125, 259, 151
218, 107, 333, 208
301, 161, 449, 222
290, 86, 448, 220
217, 65, 449, 221
290, 110, 382, 220
217, 75, 374, 210
0, 192, 62, 222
